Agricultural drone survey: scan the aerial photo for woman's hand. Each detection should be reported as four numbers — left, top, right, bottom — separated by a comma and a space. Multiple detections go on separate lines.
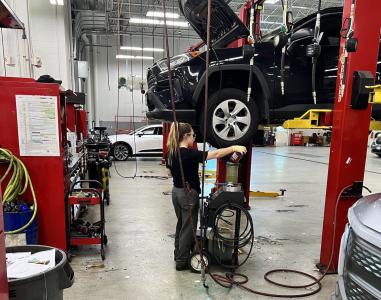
207, 145, 247, 160
232, 145, 247, 155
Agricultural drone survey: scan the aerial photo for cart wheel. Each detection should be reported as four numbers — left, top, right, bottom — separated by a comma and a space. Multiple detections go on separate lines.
101, 248, 106, 260
188, 251, 210, 273
103, 235, 108, 246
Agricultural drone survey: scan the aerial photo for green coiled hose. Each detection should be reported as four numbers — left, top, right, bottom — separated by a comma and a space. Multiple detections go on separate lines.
0, 148, 38, 234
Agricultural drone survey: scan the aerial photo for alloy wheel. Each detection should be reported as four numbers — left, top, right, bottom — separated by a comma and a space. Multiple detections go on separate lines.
113, 144, 129, 161
212, 99, 251, 141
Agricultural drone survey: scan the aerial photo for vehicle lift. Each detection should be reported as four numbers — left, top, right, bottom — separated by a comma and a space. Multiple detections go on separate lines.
205, 0, 381, 284
160, 0, 381, 285
319, 0, 381, 272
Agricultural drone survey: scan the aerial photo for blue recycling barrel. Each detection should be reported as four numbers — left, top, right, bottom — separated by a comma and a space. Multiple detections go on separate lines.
3, 209, 38, 244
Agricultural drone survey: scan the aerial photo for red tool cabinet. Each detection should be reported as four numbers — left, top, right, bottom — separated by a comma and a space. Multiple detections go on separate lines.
0, 76, 75, 251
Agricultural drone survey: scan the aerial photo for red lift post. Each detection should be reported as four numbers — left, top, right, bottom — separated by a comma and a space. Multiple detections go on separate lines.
215, 0, 264, 207
161, 122, 171, 164
170, 1, 267, 203
319, 0, 381, 271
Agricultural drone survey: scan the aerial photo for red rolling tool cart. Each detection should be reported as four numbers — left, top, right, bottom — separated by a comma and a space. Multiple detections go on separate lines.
67, 180, 107, 260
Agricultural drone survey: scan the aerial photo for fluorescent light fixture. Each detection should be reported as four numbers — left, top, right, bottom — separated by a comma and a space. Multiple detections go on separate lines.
129, 18, 189, 28
120, 46, 164, 52
120, 46, 142, 51
265, 0, 279, 4
261, 20, 283, 25
144, 47, 164, 52
116, 55, 154, 60
146, 11, 180, 19
49, 0, 64, 5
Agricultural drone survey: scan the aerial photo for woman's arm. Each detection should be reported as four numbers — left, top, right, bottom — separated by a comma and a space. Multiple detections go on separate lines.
207, 145, 247, 160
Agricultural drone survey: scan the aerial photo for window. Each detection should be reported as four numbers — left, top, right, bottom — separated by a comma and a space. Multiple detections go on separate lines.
140, 127, 155, 135
154, 127, 163, 135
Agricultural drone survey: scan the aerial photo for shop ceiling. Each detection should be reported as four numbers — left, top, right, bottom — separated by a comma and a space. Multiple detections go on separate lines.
72, 0, 343, 41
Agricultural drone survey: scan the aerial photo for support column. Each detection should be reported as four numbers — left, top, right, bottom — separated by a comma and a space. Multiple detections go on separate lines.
319, 0, 381, 271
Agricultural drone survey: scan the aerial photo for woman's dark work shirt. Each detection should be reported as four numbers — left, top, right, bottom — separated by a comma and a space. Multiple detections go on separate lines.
166, 148, 208, 194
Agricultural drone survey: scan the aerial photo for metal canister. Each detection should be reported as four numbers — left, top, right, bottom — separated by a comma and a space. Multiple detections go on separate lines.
226, 162, 240, 184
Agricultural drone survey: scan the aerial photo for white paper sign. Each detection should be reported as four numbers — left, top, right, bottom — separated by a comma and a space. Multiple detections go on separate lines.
16, 95, 60, 156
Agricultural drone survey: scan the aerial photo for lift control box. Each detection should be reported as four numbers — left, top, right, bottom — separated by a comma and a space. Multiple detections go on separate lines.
351, 70, 375, 109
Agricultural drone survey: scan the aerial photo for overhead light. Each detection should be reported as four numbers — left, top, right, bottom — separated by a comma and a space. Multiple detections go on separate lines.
116, 55, 154, 60
261, 21, 283, 25
120, 46, 164, 52
146, 11, 180, 19
143, 47, 164, 52
291, 6, 311, 10
49, 0, 64, 5
129, 18, 189, 28
265, 0, 279, 4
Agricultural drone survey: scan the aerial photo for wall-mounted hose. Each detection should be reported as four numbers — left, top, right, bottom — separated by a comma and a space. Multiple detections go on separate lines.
0, 148, 38, 234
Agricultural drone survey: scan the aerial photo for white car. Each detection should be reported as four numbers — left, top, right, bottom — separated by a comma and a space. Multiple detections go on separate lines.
109, 124, 163, 161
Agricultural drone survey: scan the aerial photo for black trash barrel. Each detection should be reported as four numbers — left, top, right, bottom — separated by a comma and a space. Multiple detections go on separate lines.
7, 245, 74, 300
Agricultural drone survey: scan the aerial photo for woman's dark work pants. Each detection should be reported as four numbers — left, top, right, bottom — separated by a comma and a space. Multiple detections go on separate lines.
172, 187, 199, 266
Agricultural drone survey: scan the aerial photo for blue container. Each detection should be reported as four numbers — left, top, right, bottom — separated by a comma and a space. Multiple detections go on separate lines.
3, 210, 38, 244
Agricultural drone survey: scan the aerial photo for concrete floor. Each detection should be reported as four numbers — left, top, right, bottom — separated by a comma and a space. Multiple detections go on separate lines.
64, 146, 381, 300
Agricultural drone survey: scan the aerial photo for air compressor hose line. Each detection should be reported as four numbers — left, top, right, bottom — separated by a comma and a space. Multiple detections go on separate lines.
0, 148, 38, 234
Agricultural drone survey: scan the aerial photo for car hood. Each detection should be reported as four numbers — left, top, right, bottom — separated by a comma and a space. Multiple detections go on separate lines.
351, 193, 381, 234
179, 0, 249, 48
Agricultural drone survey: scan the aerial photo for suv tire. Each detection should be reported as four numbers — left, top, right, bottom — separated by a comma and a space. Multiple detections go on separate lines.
201, 88, 259, 147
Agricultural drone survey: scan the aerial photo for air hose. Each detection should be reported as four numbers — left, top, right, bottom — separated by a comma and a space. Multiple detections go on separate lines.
0, 148, 38, 234
307, 0, 323, 104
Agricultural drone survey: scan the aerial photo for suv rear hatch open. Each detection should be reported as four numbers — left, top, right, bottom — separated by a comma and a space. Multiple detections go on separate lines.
179, 0, 249, 48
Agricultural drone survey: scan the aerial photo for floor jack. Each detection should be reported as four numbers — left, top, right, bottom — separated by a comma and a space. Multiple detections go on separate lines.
189, 160, 255, 274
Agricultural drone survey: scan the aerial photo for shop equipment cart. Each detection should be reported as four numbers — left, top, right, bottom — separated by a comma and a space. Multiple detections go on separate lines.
67, 180, 108, 260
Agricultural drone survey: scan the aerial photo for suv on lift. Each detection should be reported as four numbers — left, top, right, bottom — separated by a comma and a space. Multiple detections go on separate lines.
145, 0, 381, 147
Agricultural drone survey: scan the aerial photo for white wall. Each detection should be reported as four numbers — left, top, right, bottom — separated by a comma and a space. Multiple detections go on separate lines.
92, 35, 198, 127
0, 0, 73, 89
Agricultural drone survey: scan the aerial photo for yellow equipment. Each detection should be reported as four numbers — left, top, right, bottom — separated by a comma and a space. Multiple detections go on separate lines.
366, 84, 381, 104
282, 109, 332, 129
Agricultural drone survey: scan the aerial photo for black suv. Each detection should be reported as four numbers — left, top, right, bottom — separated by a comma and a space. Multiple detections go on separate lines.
146, 0, 381, 147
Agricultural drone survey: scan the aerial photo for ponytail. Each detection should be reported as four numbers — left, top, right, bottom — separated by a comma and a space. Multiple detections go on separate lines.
166, 122, 193, 166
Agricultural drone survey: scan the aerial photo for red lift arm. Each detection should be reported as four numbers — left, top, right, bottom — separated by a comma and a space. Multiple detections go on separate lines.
319, 0, 381, 271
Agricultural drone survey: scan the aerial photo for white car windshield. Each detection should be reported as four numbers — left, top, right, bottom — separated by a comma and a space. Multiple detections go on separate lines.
128, 126, 159, 135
